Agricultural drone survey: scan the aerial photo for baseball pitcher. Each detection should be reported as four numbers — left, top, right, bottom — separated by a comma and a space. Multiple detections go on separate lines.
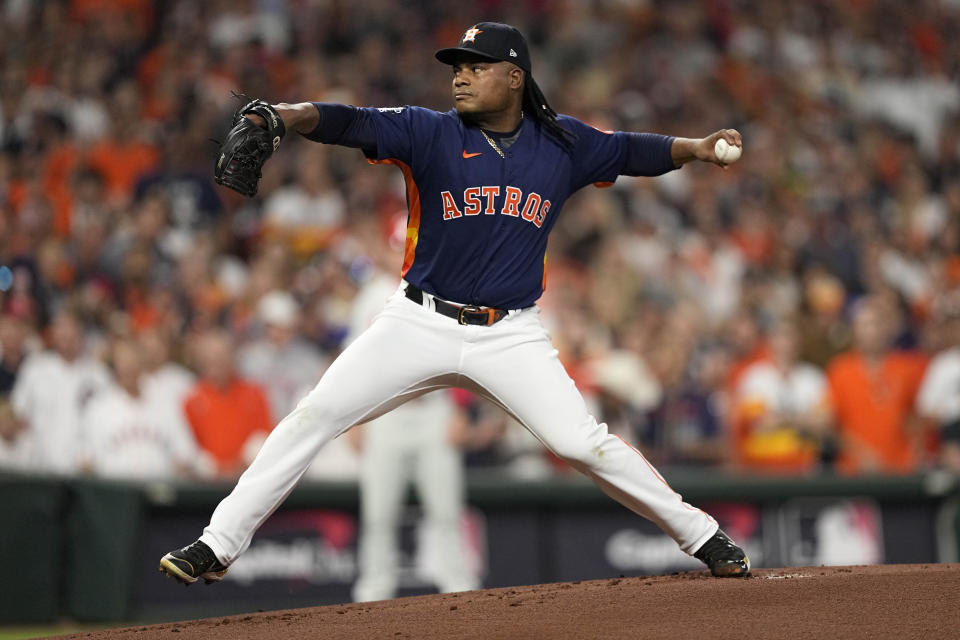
160, 21, 749, 587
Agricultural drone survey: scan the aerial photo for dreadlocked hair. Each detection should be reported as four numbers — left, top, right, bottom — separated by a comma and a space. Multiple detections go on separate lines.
522, 75, 577, 149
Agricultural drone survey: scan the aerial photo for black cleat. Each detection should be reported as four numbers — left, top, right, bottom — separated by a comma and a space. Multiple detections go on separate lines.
694, 529, 751, 577
159, 540, 229, 585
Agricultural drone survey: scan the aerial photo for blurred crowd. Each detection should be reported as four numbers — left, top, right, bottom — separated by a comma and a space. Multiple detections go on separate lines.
2, 0, 960, 482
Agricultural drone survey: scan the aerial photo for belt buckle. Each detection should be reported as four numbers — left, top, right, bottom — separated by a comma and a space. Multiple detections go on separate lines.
458, 305, 482, 325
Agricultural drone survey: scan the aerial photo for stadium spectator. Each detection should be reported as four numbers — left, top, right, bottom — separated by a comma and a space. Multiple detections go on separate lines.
797, 267, 852, 369
183, 329, 273, 477
139, 326, 195, 416
0, 315, 37, 470
733, 318, 830, 473
650, 341, 731, 469
238, 290, 327, 422
85, 81, 161, 205
916, 295, 960, 473
449, 388, 516, 471
0, 315, 34, 394
585, 349, 662, 449
826, 297, 929, 474
102, 192, 178, 291
10, 309, 110, 475
133, 129, 225, 232
79, 337, 200, 480
724, 309, 771, 398
68, 169, 113, 277
0, 393, 31, 471
261, 147, 346, 258
1, 0, 960, 478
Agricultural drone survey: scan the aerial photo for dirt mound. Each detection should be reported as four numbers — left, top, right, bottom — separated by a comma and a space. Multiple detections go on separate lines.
61, 564, 959, 640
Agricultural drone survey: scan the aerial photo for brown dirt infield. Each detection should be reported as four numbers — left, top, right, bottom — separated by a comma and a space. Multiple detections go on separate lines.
60, 564, 959, 640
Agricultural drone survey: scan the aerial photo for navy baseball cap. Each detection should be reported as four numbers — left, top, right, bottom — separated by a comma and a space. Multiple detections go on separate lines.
435, 22, 531, 73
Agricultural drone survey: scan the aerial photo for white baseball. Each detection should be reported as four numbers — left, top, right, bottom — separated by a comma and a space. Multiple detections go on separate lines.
714, 138, 742, 164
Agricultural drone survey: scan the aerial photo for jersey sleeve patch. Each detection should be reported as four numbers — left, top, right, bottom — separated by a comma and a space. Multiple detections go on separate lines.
361, 106, 442, 166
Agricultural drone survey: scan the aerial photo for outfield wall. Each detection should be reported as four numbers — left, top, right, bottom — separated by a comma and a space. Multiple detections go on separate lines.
2, 471, 958, 624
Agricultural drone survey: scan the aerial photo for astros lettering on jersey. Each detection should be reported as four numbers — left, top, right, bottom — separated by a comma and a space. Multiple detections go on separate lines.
325, 106, 674, 310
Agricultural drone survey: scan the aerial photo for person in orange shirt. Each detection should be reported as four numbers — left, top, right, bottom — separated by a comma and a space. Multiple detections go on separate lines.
86, 82, 160, 204
826, 296, 928, 474
183, 330, 273, 478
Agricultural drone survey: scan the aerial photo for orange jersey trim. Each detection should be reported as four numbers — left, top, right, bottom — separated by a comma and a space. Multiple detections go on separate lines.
369, 158, 421, 276
542, 253, 548, 292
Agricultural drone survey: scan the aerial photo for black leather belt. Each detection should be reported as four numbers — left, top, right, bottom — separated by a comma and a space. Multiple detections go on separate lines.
404, 284, 508, 326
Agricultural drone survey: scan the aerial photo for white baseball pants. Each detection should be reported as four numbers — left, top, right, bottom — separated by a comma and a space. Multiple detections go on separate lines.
352, 392, 477, 601
200, 285, 718, 565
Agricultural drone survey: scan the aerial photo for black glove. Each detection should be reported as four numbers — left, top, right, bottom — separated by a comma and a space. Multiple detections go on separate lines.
213, 95, 286, 197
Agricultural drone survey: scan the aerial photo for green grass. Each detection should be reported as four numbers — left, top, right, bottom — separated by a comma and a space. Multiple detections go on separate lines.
0, 628, 70, 640
0, 622, 119, 639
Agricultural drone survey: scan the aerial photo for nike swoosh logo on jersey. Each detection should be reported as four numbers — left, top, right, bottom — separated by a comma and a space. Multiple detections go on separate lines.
462, 150, 482, 159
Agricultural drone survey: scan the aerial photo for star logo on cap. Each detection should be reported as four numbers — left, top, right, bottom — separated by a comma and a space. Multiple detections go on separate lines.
462, 27, 482, 43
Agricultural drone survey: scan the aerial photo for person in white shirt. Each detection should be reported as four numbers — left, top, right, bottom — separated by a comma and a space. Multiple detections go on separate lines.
0, 315, 37, 471
139, 326, 196, 413
916, 300, 960, 472
350, 226, 479, 602
138, 326, 213, 475
11, 310, 110, 475
80, 338, 200, 480
237, 290, 328, 423
734, 317, 830, 472
0, 395, 32, 471
261, 151, 346, 252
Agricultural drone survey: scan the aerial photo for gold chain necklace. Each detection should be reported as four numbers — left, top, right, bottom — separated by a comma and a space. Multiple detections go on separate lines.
479, 128, 505, 158
478, 114, 522, 159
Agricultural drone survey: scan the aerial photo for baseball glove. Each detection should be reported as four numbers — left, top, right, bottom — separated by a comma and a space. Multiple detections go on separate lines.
213, 94, 286, 197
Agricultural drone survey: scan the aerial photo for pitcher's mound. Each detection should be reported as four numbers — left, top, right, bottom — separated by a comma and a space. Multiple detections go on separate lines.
67, 564, 960, 640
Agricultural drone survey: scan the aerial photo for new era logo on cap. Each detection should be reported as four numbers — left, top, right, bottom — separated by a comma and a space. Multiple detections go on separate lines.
509, 48, 517, 57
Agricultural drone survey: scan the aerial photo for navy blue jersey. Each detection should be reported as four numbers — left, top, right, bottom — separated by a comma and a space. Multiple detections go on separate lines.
312, 105, 676, 309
